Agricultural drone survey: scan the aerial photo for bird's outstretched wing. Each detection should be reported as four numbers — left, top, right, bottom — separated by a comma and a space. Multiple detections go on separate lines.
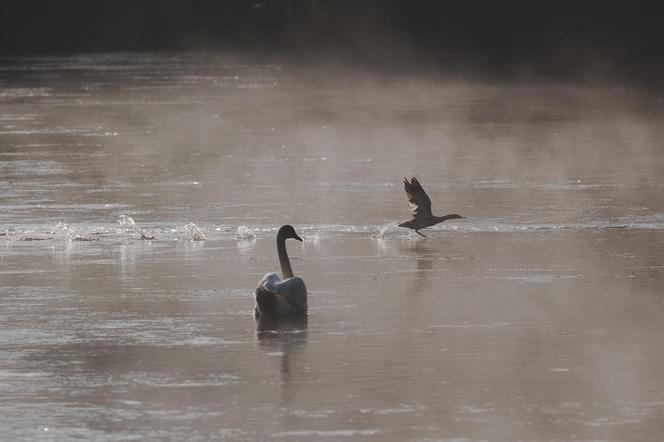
403, 177, 432, 218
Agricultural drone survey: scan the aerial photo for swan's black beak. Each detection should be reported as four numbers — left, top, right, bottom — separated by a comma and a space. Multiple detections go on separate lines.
293, 233, 303, 242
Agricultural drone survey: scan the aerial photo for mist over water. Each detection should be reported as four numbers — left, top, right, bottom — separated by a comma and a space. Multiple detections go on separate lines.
2, 54, 664, 440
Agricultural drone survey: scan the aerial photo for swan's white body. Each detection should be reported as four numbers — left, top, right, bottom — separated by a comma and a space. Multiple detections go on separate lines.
257, 273, 307, 316
255, 225, 308, 317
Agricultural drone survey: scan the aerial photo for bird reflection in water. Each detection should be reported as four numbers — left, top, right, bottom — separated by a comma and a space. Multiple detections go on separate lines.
255, 314, 308, 336
255, 314, 308, 404
404, 240, 435, 296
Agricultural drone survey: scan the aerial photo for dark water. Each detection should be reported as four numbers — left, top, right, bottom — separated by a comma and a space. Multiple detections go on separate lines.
1, 54, 664, 440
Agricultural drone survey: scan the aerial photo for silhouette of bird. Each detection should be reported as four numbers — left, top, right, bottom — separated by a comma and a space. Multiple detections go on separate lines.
398, 177, 464, 237
254, 225, 308, 317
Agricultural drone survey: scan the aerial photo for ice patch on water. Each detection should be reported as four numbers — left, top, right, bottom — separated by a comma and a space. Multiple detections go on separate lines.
486, 274, 583, 283
445, 220, 661, 232
128, 371, 242, 387
235, 225, 256, 240
533, 180, 626, 190
291, 409, 337, 418
586, 417, 642, 427
464, 179, 517, 189
118, 215, 154, 240
0, 87, 51, 98
359, 404, 426, 415
274, 429, 382, 437
429, 321, 511, 329
459, 405, 496, 414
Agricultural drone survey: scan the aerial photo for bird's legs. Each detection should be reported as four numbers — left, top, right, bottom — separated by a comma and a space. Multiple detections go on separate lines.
415, 230, 427, 238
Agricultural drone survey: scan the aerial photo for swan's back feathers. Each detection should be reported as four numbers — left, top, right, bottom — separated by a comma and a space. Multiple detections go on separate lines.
276, 276, 307, 312
259, 273, 282, 293
255, 273, 307, 317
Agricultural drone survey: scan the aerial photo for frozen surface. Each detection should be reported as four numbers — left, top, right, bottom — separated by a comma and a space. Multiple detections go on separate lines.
1, 54, 664, 440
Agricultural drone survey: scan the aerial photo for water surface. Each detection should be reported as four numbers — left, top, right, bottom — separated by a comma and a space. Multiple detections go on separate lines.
1, 54, 664, 441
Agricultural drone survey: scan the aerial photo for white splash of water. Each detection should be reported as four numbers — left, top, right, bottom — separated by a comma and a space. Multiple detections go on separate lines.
235, 225, 256, 240
51, 220, 71, 235
64, 226, 84, 242
117, 215, 154, 240
51, 219, 93, 242
373, 222, 400, 239
182, 223, 206, 241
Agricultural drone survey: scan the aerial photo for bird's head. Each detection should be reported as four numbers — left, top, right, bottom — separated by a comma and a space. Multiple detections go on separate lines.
444, 214, 465, 220
278, 225, 303, 241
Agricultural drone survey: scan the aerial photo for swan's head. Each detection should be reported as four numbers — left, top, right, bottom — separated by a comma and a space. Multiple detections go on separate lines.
278, 225, 302, 242
446, 214, 465, 220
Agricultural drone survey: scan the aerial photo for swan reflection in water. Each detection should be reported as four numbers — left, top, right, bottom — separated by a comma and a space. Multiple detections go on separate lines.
254, 224, 309, 403
256, 314, 308, 404
256, 314, 309, 336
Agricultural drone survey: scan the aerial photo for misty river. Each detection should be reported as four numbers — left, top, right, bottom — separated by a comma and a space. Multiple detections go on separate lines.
1, 54, 664, 440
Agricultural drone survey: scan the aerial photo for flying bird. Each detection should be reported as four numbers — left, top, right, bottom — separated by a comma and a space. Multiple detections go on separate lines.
399, 177, 464, 237
254, 225, 308, 317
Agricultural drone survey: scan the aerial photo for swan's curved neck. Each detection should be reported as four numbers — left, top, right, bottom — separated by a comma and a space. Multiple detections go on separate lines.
277, 231, 294, 279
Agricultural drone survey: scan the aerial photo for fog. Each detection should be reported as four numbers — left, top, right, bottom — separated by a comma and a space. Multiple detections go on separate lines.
1, 53, 664, 440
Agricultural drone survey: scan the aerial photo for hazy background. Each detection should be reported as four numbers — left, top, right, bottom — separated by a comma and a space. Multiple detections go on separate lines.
2, 1, 664, 81
2, 2, 664, 441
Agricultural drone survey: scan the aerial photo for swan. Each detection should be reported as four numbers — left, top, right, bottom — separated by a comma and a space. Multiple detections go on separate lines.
254, 225, 308, 317
399, 177, 464, 237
